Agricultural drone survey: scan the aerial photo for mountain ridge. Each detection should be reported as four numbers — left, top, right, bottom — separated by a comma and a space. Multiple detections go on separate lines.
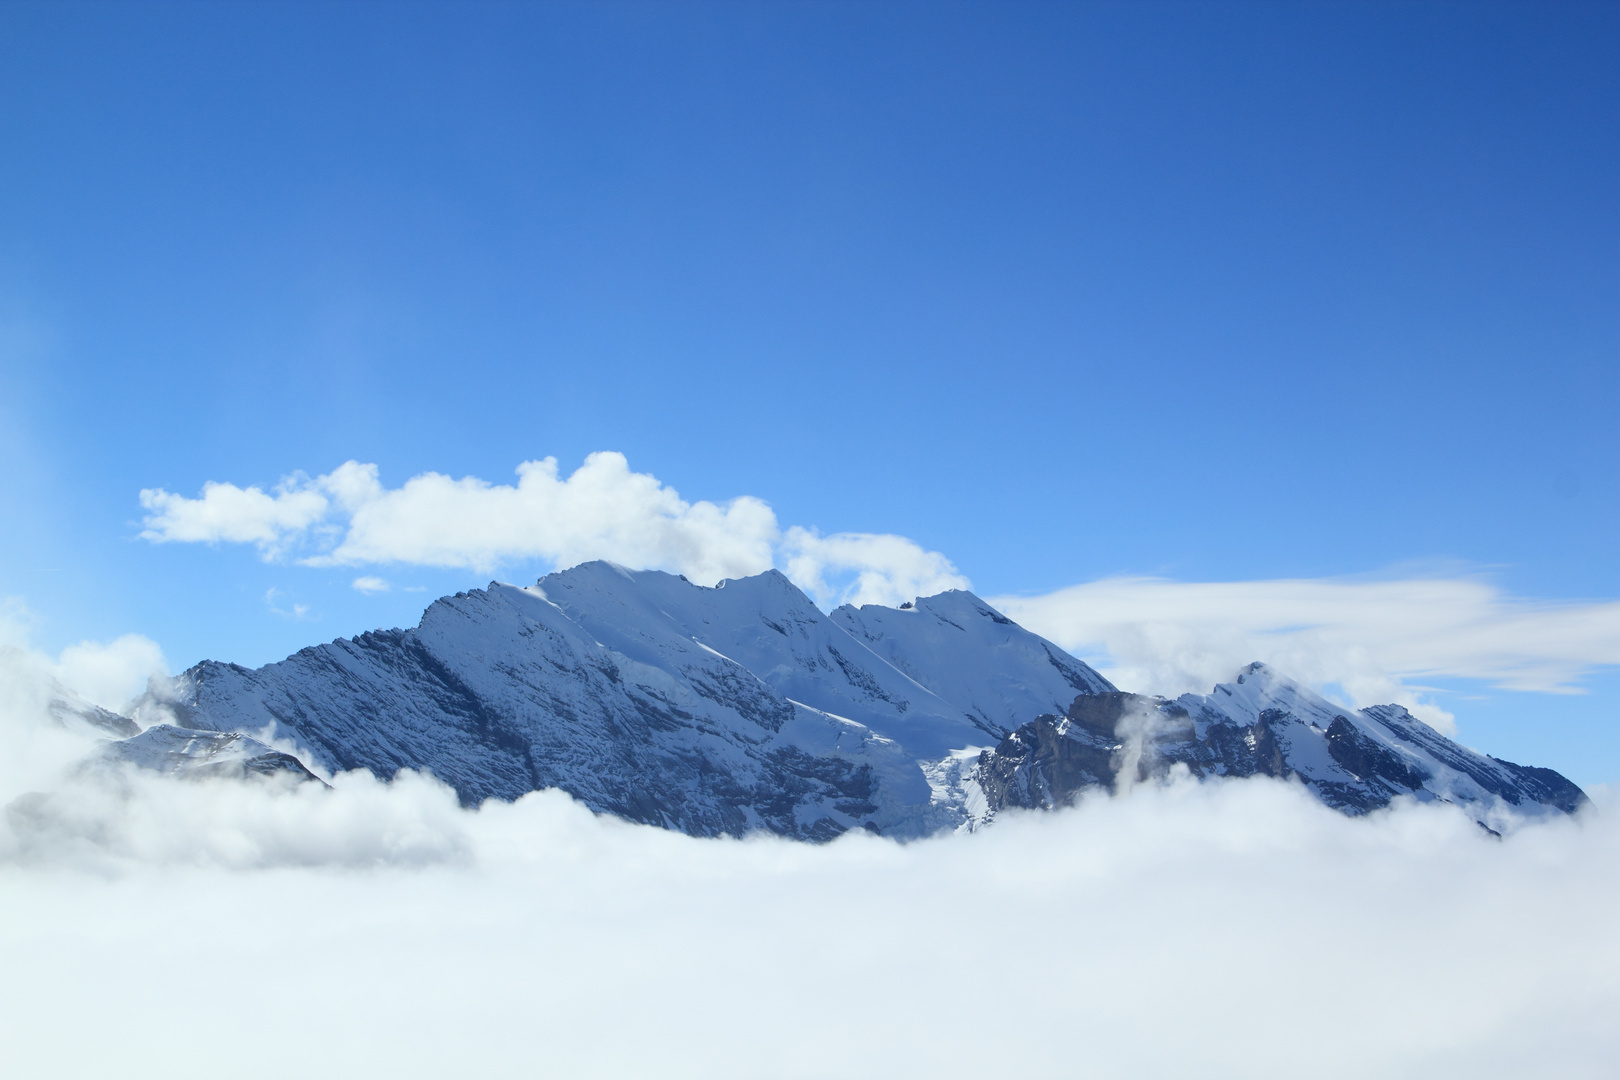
119, 562, 1583, 838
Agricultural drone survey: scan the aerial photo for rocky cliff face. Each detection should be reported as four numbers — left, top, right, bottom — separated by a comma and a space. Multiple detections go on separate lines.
121, 564, 1584, 837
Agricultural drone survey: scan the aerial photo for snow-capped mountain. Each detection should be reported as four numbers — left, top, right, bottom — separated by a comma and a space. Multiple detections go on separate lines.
123, 563, 1584, 837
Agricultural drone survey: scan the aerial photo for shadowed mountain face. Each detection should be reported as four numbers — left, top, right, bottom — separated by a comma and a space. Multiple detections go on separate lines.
975, 667, 1588, 829
121, 565, 1583, 839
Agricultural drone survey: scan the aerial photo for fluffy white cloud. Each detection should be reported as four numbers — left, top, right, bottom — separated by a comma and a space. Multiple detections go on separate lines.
138, 453, 961, 606
138, 476, 330, 556
991, 575, 1620, 732
317, 454, 780, 584
351, 576, 390, 594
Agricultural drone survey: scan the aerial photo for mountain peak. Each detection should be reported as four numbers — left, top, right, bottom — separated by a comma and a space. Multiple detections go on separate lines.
122, 570, 1582, 839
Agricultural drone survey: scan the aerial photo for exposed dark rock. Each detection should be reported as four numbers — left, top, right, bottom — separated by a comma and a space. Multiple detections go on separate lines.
972, 671, 1588, 828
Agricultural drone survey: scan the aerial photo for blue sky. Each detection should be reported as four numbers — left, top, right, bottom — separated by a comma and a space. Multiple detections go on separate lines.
2, 2, 1616, 782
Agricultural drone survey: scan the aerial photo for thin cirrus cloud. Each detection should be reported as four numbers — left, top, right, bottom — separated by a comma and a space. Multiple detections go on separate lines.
993, 576, 1620, 733
137, 452, 970, 609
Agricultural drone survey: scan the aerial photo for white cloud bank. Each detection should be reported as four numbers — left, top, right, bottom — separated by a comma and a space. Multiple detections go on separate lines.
0, 637, 1617, 1078
992, 576, 1620, 733
139, 452, 965, 609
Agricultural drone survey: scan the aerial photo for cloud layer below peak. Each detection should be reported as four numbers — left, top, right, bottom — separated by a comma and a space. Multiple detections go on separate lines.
5, 561, 1616, 1079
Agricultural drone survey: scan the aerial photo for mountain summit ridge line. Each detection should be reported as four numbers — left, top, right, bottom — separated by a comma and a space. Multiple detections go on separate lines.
123, 561, 1583, 838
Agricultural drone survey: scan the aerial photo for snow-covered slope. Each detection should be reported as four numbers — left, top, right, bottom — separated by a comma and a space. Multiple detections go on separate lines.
831, 590, 1114, 737
974, 662, 1587, 832
122, 566, 1584, 838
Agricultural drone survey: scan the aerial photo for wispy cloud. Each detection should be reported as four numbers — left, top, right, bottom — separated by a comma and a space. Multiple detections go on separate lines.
351, 576, 390, 594
992, 575, 1620, 732
263, 588, 311, 621
138, 452, 966, 609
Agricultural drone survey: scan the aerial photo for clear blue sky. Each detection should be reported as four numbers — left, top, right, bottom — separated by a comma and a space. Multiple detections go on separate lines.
2, 2, 1616, 779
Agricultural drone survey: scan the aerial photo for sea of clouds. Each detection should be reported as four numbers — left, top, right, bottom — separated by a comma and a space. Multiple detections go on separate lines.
1, 453, 1613, 1075
2, 632, 1617, 1079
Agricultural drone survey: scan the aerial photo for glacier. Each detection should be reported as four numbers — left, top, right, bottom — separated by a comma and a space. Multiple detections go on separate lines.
115, 561, 1583, 838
